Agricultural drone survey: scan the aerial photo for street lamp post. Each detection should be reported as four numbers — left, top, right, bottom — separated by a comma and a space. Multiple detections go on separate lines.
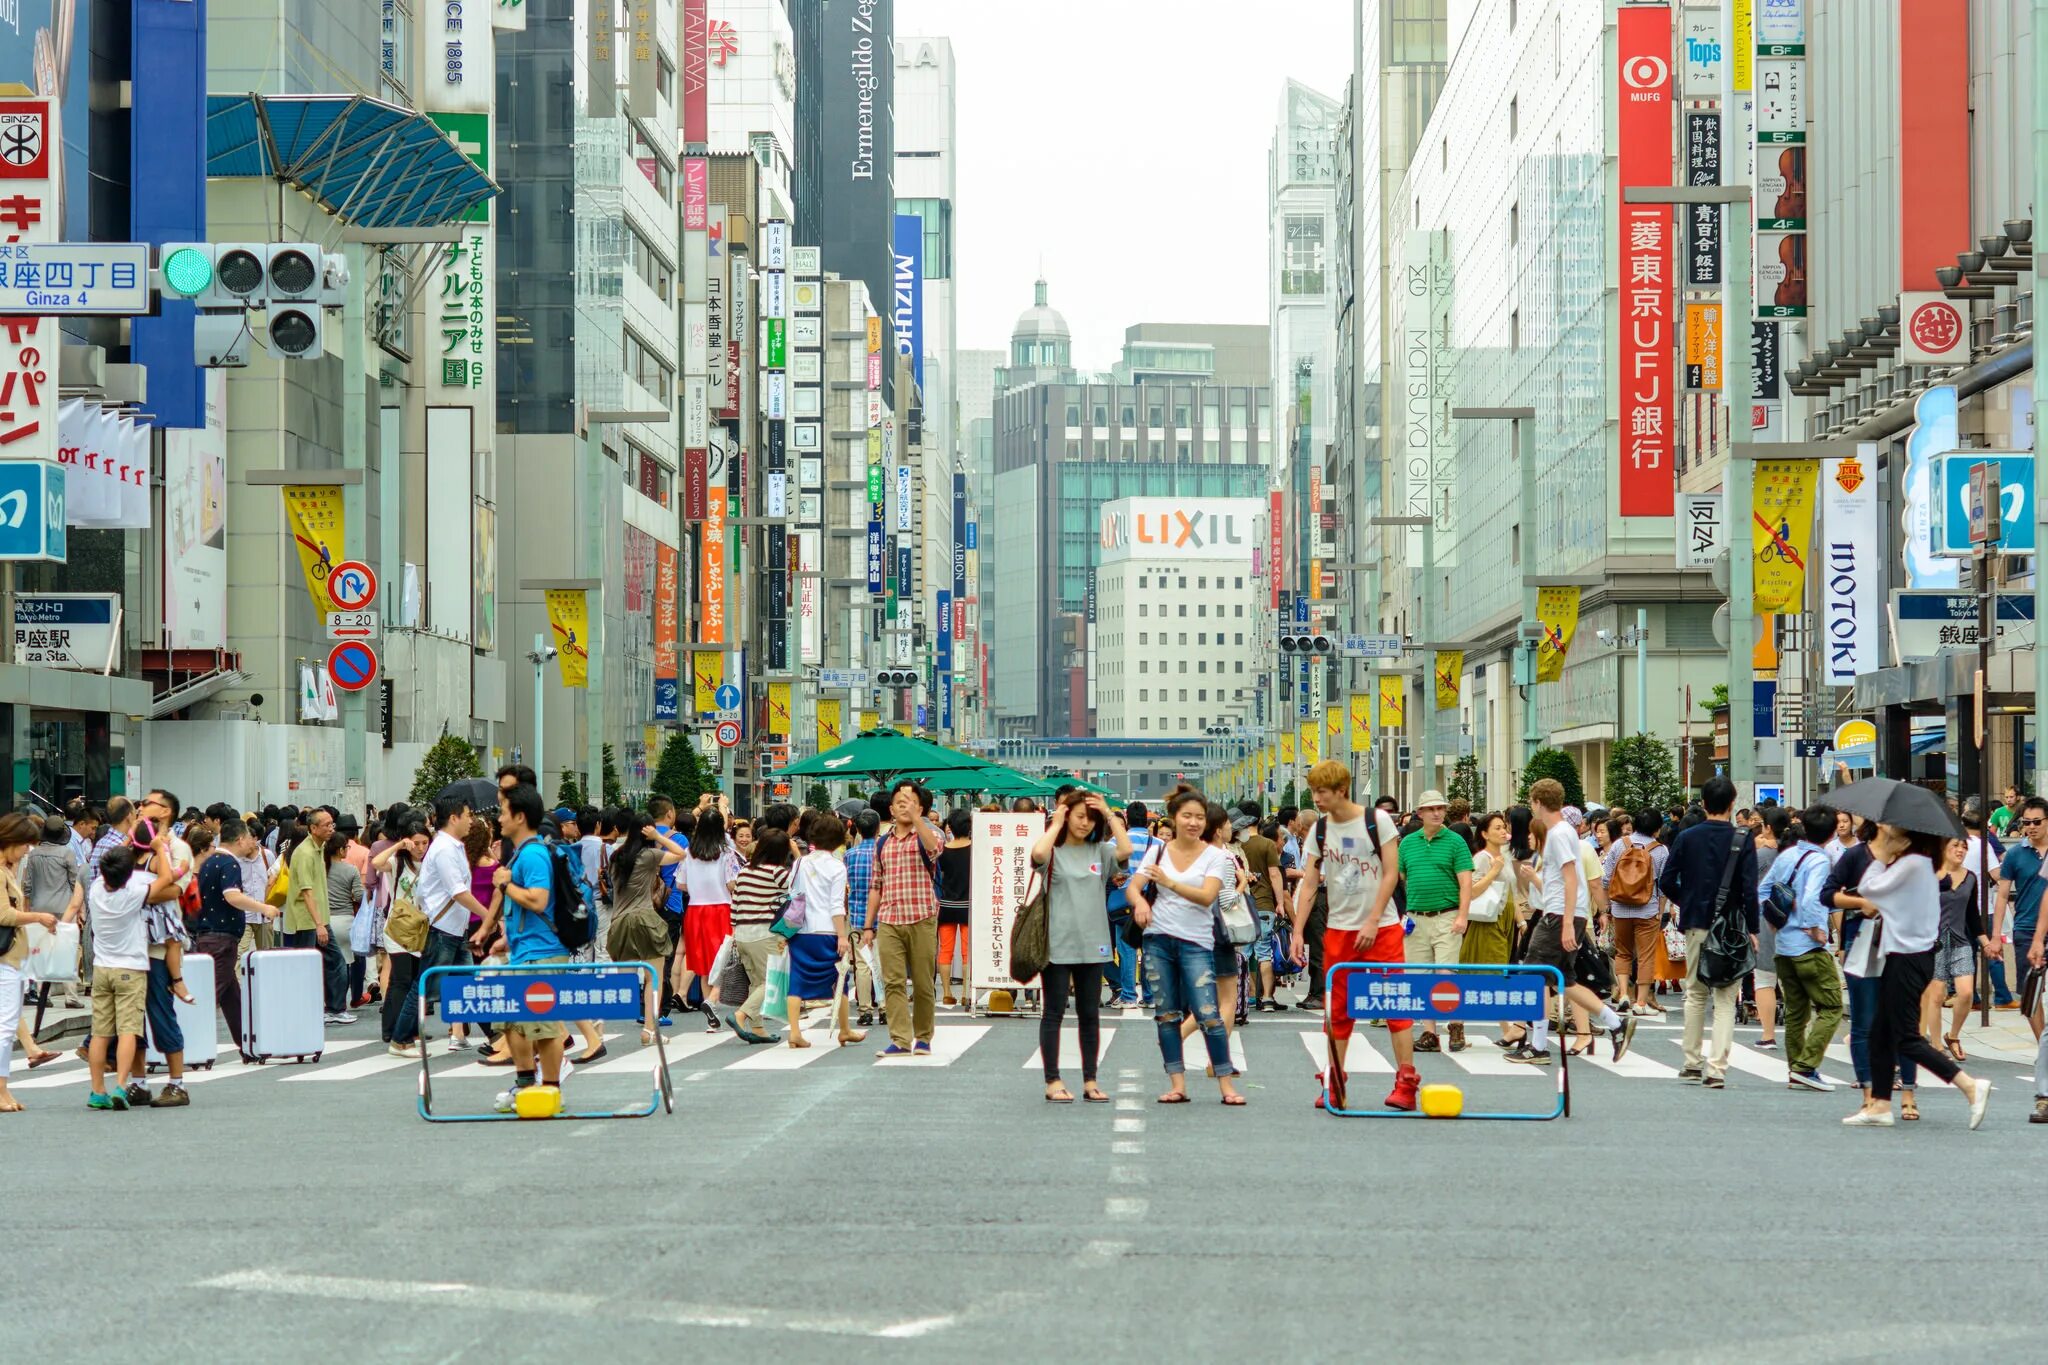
1372, 515, 1433, 790
525, 634, 555, 782
1451, 408, 1539, 766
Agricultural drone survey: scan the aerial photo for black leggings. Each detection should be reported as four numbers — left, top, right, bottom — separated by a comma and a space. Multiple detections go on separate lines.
1039, 963, 1104, 1084
381, 952, 418, 1043
1870, 949, 1961, 1101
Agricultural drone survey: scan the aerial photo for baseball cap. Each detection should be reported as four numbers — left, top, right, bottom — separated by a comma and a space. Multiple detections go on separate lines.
552, 806, 577, 825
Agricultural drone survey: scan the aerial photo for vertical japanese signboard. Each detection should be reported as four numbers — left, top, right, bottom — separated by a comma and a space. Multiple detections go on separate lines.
0, 99, 57, 465
1683, 111, 1722, 285
1617, 4, 1675, 517
653, 542, 679, 719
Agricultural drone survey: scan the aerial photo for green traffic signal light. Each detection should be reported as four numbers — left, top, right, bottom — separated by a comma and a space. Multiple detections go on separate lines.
161, 246, 213, 298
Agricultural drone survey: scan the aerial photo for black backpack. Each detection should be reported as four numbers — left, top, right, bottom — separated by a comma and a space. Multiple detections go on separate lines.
1697, 827, 1755, 987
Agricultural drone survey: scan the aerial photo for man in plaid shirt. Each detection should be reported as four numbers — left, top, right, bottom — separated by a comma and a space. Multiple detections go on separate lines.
862, 780, 943, 1056
841, 808, 883, 1023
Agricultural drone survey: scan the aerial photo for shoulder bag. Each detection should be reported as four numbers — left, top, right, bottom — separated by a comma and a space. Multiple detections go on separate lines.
1010, 866, 1051, 984
1119, 843, 1164, 950
1696, 828, 1756, 987
1467, 851, 1508, 923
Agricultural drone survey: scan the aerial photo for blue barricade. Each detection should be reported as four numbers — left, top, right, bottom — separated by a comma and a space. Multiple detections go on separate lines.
1321, 961, 1570, 1120
416, 960, 672, 1122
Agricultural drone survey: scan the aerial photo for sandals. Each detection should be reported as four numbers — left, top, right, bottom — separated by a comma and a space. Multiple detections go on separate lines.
1045, 1084, 1075, 1103
1565, 1033, 1596, 1057
1156, 1090, 1190, 1104
1220, 1093, 1246, 1106
641, 1028, 658, 1046
1945, 1035, 1967, 1062
1081, 1085, 1110, 1103
1900, 1092, 1920, 1121
25, 1051, 59, 1069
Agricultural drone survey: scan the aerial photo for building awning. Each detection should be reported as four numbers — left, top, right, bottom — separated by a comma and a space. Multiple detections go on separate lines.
206, 93, 497, 229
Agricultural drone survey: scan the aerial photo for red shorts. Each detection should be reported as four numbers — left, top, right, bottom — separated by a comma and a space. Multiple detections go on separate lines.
683, 903, 732, 976
1323, 921, 1411, 1040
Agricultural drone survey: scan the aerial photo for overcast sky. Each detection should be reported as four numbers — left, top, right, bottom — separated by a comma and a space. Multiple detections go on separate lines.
896, 0, 1353, 371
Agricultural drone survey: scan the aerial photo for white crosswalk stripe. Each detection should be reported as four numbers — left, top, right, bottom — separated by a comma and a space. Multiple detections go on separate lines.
1297, 1027, 1391, 1074
875, 1025, 987, 1066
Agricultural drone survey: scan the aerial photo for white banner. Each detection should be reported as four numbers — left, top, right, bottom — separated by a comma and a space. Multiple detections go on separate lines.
970, 810, 1047, 994
1821, 447, 1881, 685
164, 369, 228, 647
56, 401, 149, 528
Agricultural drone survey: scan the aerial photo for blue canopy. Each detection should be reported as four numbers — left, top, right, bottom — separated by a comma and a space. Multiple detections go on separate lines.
207, 93, 497, 229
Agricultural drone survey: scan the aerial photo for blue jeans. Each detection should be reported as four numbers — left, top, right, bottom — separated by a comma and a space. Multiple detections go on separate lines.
1106, 913, 1141, 1003
144, 958, 184, 1057
392, 929, 473, 1044
1142, 933, 1232, 1077
1845, 971, 1915, 1089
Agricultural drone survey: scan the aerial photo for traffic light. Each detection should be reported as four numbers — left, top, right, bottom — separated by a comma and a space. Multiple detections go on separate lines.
875, 669, 920, 688
1278, 631, 1334, 655
262, 243, 324, 360
155, 242, 265, 309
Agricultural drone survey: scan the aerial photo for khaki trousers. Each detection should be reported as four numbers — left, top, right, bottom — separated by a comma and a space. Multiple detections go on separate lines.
878, 917, 938, 1048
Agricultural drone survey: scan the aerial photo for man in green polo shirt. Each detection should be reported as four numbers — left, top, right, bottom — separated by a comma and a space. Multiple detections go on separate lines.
281, 807, 351, 1024
1400, 790, 1473, 1052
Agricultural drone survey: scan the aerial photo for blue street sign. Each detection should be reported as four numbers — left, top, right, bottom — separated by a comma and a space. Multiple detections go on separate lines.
439, 969, 647, 1024
652, 678, 679, 720
714, 682, 742, 711
1793, 738, 1828, 758
1341, 969, 1552, 1022
1754, 678, 1777, 740
1936, 453, 2034, 554
0, 460, 65, 562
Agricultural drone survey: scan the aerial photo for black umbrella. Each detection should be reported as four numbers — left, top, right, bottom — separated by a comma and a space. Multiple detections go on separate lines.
1823, 777, 1963, 840
437, 778, 500, 816
834, 799, 869, 819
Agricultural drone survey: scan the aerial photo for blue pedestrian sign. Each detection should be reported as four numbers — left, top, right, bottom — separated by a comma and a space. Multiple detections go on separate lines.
714, 682, 742, 711
440, 969, 648, 1023
0, 460, 64, 562
1342, 969, 1551, 1023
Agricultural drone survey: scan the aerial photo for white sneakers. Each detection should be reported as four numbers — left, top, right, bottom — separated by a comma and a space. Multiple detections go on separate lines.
1841, 1109, 1895, 1127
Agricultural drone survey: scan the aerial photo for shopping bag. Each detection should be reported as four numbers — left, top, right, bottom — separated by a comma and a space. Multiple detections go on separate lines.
761, 951, 791, 1019
25, 922, 79, 982
708, 934, 735, 986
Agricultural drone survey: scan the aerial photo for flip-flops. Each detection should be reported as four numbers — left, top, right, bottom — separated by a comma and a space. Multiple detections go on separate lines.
1156, 1091, 1190, 1104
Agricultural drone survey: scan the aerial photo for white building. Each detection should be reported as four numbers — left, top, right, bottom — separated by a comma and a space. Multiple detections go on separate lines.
1093, 497, 1266, 738
709, 0, 798, 220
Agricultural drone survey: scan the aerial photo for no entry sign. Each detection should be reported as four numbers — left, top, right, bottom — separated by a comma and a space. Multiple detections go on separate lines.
327, 639, 379, 692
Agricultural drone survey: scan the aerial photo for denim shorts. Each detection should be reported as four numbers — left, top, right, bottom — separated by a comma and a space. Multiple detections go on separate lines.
1252, 911, 1277, 964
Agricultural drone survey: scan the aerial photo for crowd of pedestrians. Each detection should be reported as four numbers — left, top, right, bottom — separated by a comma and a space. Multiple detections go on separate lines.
3, 758, 2042, 1132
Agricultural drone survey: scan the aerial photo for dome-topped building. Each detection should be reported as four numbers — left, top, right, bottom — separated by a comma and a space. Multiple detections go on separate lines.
1009, 278, 1072, 375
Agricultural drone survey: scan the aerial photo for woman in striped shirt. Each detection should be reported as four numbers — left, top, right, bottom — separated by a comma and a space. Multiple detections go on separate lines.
727, 829, 794, 1044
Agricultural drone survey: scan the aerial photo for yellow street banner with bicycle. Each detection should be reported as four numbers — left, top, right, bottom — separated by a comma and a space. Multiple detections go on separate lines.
1378, 674, 1405, 729
1752, 460, 1818, 613
816, 698, 843, 752
1435, 650, 1463, 711
1349, 693, 1371, 752
1325, 704, 1343, 754
1279, 732, 1295, 764
544, 590, 591, 687
1299, 718, 1319, 765
281, 486, 345, 615
1535, 587, 1579, 683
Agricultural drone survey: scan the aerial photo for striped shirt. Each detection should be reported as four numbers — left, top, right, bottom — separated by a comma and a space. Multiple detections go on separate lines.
844, 838, 879, 931
730, 863, 791, 926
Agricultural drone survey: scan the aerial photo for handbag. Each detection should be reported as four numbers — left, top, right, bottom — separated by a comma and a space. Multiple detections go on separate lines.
1663, 919, 1688, 963
769, 890, 809, 940
1218, 852, 1258, 946
1010, 868, 1050, 984
1467, 854, 1508, 923
1573, 936, 1615, 994
386, 891, 430, 954
1842, 913, 1887, 979
264, 855, 291, 908
24, 921, 79, 982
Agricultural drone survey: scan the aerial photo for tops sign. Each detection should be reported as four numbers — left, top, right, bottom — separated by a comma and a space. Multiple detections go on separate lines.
1098, 497, 1265, 563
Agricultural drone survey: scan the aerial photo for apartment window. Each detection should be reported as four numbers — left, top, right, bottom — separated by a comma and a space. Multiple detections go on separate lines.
1508, 95, 1518, 140
1174, 404, 1190, 425
1198, 604, 1207, 618
1139, 660, 1148, 674
1139, 688, 1148, 703
1139, 717, 1149, 732
1198, 689, 1208, 702
1093, 405, 1108, 425
1197, 632, 1207, 645
1148, 404, 1164, 426
1197, 576, 1206, 590
1139, 631, 1148, 645
623, 328, 673, 404
1179, 689, 1188, 703
1120, 404, 1136, 426
1235, 661, 1244, 674
1199, 661, 1207, 674
1178, 604, 1187, 617
1179, 718, 1189, 732
1178, 576, 1187, 589
657, 53, 675, 103
1235, 577, 1244, 590
1235, 632, 1244, 646
1066, 403, 1081, 425
1178, 661, 1187, 674
1139, 603, 1147, 616
1138, 575, 1147, 588
1179, 632, 1188, 646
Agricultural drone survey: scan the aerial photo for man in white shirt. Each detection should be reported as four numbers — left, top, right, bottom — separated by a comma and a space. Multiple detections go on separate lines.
1290, 760, 1413, 1112
387, 795, 489, 1058
1511, 779, 1638, 1066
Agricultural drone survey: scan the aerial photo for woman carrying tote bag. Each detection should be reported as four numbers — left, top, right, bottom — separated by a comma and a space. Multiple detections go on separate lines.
1026, 791, 1130, 1103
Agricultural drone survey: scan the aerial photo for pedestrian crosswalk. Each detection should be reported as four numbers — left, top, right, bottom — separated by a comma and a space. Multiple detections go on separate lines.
18, 1017, 2037, 1099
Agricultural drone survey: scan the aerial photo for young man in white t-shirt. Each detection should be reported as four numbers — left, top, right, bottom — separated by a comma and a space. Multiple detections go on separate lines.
1512, 779, 1638, 1065
1290, 760, 1415, 1111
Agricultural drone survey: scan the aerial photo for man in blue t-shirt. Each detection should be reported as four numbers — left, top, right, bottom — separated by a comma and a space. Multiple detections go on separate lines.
477, 783, 569, 1107
1999, 796, 2048, 1041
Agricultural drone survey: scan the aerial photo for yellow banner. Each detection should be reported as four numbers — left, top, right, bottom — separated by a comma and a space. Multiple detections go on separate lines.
1379, 675, 1405, 730
860, 710, 880, 734
281, 485, 346, 616
1752, 460, 1818, 613
1349, 693, 1372, 752
1280, 732, 1296, 764
767, 681, 793, 737
1535, 586, 1580, 683
692, 650, 722, 715
1296, 719, 1316, 765
1325, 705, 1342, 751
544, 590, 590, 688
816, 698, 843, 752
1434, 650, 1463, 711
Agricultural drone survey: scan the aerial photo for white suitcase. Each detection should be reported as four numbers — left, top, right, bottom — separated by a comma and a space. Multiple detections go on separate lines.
239, 948, 325, 1063
146, 950, 219, 1071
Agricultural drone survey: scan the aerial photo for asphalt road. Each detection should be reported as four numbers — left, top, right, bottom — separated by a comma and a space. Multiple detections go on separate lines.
9, 1004, 2046, 1363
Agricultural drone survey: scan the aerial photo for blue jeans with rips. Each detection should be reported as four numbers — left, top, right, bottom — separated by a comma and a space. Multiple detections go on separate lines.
1142, 932, 1232, 1077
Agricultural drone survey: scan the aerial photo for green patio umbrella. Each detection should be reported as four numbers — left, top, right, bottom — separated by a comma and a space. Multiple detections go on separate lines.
915, 765, 1033, 795
775, 727, 991, 781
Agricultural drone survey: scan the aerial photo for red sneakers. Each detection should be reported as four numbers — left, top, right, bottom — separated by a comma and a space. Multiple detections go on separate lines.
1384, 1065, 1421, 1112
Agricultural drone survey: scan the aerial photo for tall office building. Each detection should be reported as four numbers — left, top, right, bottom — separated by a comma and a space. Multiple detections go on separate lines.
991, 285, 1272, 738
1269, 82, 1343, 597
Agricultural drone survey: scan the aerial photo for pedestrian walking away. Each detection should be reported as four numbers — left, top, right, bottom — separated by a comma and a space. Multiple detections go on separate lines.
1658, 777, 1755, 1088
